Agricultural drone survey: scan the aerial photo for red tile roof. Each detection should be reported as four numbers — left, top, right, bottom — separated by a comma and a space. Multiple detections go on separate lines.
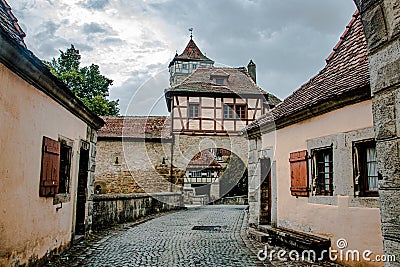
244, 11, 369, 133
0, 0, 26, 47
171, 38, 214, 64
98, 116, 171, 139
165, 67, 281, 107
187, 150, 222, 170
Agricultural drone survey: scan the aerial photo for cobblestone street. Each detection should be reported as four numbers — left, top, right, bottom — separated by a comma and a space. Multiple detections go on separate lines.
46, 205, 263, 267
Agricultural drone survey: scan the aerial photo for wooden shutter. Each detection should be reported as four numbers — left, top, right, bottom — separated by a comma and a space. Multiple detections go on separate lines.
39, 136, 60, 197
289, 150, 309, 197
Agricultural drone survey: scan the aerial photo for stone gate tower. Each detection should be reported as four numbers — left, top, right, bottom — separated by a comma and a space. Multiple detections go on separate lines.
165, 36, 281, 200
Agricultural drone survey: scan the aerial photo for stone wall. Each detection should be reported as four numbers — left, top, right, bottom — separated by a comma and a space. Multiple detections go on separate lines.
92, 193, 182, 230
95, 139, 177, 194
355, 1, 400, 264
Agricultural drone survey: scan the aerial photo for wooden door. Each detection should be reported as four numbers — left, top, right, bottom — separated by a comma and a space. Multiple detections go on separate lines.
259, 158, 271, 225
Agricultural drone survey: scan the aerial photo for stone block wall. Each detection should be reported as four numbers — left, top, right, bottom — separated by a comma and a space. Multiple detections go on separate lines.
355, 0, 400, 264
92, 193, 182, 230
95, 139, 176, 194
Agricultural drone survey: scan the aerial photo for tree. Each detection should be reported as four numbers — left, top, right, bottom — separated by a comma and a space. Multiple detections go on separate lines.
45, 45, 119, 116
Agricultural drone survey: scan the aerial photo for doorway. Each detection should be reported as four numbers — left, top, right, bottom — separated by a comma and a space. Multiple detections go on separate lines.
75, 144, 89, 235
260, 158, 271, 225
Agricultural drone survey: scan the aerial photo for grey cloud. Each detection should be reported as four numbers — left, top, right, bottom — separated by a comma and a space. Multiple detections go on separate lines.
111, 70, 169, 116
101, 37, 125, 45
82, 22, 113, 35
80, 0, 109, 10
147, 0, 355, 98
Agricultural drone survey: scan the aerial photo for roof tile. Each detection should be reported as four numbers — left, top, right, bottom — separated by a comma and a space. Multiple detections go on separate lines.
0, 0, 26, 47
166, 67, 281, 107
98, 116, 171, 139
245, 11, 369, 132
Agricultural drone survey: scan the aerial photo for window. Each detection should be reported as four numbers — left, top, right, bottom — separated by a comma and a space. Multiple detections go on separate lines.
312, 147, 333, 196
224, 105, 234, 119
353, 141, 378, 197
235, 105, 246, 119
58, 141, 72, 194
216, 78, 225, 85
189, 104, 199, 118
192, 64, 197, 69
224, 104, 247, 119
189, 171, 202, 178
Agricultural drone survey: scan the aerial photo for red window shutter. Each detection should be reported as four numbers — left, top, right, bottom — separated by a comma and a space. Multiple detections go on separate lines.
289, 150, 309, 197
39, 137, 60, 197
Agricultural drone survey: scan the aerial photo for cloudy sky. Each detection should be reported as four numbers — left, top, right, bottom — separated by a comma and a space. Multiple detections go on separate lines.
9, 0, 356, 116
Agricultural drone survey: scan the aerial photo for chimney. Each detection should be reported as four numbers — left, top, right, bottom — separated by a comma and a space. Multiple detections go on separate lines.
248, 60, 256, 83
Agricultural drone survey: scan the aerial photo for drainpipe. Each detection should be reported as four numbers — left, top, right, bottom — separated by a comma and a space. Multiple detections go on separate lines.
169, 96, 175, 192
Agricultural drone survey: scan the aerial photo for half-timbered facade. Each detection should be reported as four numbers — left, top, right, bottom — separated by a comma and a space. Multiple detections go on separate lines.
166, 66, 280, 135
165, 38, 280, 198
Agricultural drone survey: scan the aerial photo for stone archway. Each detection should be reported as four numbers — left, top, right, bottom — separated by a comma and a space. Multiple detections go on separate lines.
354, 1, 400, 263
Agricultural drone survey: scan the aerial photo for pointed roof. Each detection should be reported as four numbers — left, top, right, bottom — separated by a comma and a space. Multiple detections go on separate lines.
169, 38, 214, 67
0, 0, 26, 47
244, 10, 370, 133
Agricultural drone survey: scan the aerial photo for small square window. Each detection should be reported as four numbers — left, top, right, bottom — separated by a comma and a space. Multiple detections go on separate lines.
216, 78, 225, 85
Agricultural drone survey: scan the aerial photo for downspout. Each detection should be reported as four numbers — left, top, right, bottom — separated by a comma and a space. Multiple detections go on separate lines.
169, 96, 175, 192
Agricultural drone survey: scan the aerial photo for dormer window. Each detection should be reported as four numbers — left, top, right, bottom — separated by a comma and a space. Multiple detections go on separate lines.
210, 70, 229, 86
216, 78, 225, 85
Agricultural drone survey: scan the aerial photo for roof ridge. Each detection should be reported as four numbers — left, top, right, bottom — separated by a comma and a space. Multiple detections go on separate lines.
325, 10, 360, 64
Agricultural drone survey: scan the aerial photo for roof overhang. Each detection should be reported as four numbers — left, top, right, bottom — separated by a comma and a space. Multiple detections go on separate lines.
243, 84, 371, 139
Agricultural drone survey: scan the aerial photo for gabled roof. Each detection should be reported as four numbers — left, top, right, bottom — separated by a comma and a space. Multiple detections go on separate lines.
165, 67, 281, 110
0, 0, 26, 47
244, 11, 370, 134
169, 38, 214, 67
187, 150, 222, 170
98, 116, 171, 139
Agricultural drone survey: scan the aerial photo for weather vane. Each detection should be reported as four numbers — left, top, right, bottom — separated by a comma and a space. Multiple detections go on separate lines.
189, 28, 193, 39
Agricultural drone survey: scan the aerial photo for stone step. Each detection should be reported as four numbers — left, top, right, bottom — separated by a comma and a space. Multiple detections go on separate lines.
247, 227, 270, 243
258, 225, 331, 255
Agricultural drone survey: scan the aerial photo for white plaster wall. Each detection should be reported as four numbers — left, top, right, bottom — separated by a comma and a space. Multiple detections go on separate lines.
0, 63, 88, 266
261, 100, 384, 266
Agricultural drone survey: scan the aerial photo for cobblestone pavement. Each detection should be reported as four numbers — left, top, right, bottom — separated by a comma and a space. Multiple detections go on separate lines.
45, 205, 264, 267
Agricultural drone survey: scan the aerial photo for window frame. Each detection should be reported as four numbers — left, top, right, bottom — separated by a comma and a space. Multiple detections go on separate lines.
353, 140, 378, 197
58, 140, 72, 194
216, 78, 225, 85
223, 104, 247, 120
188, 103, 200, 118
311, 146, 334, 196
235, 104, 247, 119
